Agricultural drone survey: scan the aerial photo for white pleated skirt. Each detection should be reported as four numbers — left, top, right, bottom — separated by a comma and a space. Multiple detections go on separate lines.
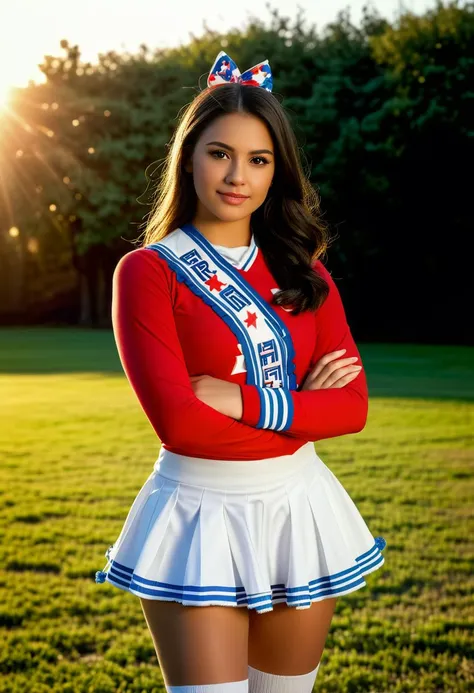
95, 441, 387, 614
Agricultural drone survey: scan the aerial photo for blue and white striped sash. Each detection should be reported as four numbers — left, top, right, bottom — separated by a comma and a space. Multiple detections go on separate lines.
145, 224, 298, 400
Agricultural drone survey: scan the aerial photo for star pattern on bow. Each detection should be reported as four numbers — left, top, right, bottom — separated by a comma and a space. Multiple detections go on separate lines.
207, 51, 273, 92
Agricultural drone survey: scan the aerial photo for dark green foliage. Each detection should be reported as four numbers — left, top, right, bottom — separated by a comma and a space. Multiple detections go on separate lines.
1, 2, 472, 337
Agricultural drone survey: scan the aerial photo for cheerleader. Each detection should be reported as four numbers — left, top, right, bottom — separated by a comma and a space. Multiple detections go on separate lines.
95, 51, 386, 693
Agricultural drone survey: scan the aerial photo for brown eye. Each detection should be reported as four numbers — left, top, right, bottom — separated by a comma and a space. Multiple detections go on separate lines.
210, 150, 227, 159
252, 156, 270, 166
209, 150, 270, 165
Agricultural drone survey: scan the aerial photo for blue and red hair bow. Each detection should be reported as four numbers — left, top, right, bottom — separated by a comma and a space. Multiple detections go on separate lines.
207, 51, 273, 92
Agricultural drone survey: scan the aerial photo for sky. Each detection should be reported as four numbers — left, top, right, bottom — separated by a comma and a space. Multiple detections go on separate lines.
1, 0, 438, 92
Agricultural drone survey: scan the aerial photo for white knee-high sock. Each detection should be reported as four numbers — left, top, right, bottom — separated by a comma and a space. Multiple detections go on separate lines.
248, 663, 320, 693
167, 679, 248, 693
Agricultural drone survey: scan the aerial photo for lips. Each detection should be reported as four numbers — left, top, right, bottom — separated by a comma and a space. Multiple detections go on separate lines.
217, 191, 250, 206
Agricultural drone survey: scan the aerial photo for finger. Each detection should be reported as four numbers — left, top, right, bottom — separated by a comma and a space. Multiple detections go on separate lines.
320, 367, 362, 389
320, 365, 362, 388
310, 349, 347, 374
307, 354, 359, 385
306, 361, 358, 390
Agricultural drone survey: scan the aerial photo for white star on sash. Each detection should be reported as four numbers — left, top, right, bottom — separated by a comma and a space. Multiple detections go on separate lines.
231, 343, 247, 375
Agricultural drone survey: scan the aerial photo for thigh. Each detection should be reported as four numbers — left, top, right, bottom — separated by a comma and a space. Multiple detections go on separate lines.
140, 598, 249, 686
248, 598, 337, 676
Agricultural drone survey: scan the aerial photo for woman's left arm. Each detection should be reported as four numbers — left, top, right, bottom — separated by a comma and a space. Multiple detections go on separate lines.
236, 259, 368, 442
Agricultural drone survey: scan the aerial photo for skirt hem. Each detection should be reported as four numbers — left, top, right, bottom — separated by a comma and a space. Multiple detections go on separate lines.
102, 541, 386, 614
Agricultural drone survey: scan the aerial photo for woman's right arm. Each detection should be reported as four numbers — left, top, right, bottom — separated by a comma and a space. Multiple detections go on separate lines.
111, 248, 307, 458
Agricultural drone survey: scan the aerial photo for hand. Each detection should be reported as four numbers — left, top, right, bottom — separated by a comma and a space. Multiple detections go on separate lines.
300, 349, 363, 391
190, 375, 243, 420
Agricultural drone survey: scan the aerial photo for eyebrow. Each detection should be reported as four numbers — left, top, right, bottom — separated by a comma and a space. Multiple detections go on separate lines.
206, 140, 274, 156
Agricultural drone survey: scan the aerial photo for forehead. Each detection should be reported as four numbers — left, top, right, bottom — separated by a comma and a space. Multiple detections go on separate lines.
199, 112, 273, 147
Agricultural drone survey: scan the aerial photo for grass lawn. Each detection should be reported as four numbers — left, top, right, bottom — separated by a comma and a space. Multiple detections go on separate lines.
0, 328, 473, 692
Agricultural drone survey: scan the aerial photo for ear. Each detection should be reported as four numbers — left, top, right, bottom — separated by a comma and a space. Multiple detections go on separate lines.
184, 159, 193, 174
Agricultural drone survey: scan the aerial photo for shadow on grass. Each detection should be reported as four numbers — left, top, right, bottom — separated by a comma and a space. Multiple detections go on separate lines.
1, 326, 473, 401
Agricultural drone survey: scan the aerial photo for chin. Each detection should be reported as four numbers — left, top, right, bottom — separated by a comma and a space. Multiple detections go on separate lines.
205, 205, 251, 223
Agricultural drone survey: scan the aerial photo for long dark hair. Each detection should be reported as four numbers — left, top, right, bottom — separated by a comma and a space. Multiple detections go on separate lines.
139, 83, 331, 314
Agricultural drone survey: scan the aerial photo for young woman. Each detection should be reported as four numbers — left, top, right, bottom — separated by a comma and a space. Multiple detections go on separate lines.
95, 52, 387, 693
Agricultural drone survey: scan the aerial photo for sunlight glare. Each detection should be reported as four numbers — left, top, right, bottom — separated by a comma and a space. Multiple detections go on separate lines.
0, 79, 13, 109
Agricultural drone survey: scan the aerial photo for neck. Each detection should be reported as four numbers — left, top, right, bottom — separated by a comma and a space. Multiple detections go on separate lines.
189, 214, 252, 248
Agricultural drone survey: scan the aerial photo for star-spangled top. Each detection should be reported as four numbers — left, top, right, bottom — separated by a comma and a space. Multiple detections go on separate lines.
110, 227, 369, 460
207, 51, 273, 92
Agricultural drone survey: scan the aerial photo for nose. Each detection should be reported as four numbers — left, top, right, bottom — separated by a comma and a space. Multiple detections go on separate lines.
224, 158, 245, 186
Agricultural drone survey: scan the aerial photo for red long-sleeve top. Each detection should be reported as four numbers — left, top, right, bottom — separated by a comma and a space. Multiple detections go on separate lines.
111, 238, 368, 460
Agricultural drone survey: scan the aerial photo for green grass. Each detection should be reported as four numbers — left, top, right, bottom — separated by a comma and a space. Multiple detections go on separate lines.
0, 328, 473, 692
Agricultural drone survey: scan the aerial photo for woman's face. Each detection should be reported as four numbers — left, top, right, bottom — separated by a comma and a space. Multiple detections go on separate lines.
185, 112, 275, 224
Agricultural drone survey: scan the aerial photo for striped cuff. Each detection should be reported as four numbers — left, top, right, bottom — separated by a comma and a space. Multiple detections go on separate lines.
239, 384, 294, 431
